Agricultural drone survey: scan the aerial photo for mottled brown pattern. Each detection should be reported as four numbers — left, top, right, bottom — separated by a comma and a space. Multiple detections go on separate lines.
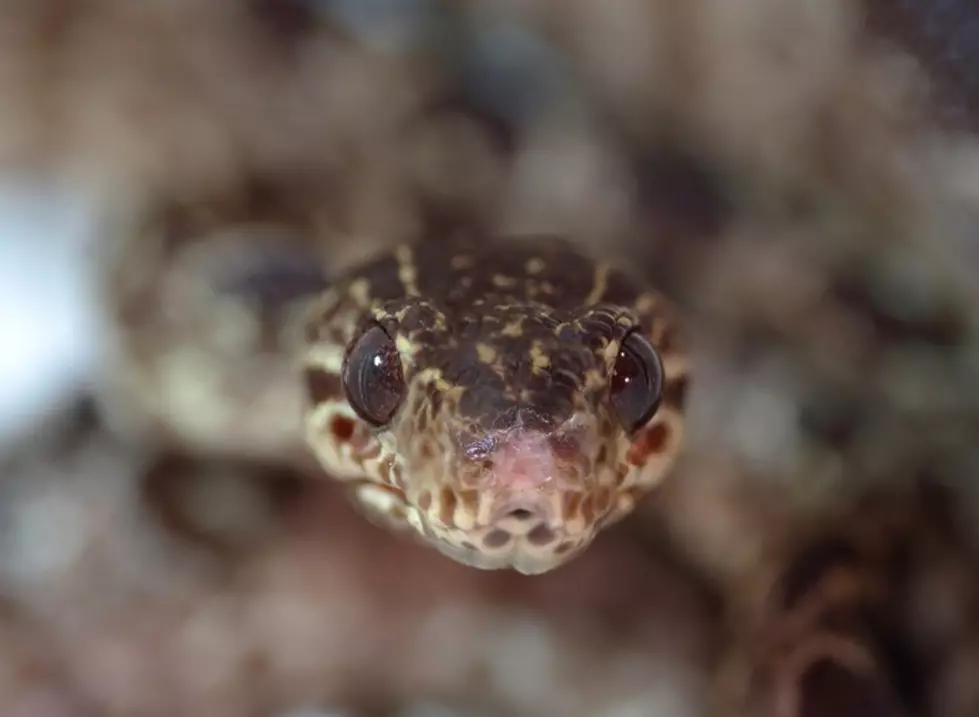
304, 234, 690, 575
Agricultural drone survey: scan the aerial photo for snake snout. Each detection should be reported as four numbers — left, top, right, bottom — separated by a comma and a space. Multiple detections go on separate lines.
490, 494, 556, 526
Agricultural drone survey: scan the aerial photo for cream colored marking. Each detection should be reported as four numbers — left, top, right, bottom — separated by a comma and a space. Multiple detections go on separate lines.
476, 343, 497, 363
501, 319, 523, 337
356, 484, 404, 517
584, 263, 610, 306
348, 279, 372, 307
395, 335, 418, 358
602, 340, 619, 364
583, 368, 605, 392
395, 245, 420, 297
492, 274, 517, 289
304, 344, 345, 372
415, 366, 447, 389
660, 354, 690, 380
633, 293, 658, 314
525, 257, 545, 275
529, 342, 550, 373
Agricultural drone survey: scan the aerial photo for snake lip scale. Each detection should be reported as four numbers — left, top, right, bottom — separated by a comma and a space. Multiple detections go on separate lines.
302, 234, 689, 575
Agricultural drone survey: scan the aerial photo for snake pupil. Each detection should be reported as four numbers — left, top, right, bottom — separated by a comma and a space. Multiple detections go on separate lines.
609, 331, 664, 434
342, 325, 406, 426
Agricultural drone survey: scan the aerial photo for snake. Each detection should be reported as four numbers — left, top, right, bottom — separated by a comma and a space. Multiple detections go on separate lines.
300, 234, 689, 575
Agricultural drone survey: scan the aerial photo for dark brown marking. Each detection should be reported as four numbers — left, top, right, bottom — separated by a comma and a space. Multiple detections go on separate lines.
331, 415, 355, 442
562, 492, 582, 521
657, 325, 679, 353
417, 491, 432, 511
305, 368, 342, 403
627, 423, 669, 466
779, 538, 861, 610
595, 488, 611, 513
527, 524, 555, 546
663, 375, 689, 410
483, 529, 511, 549
439, 488, 458, 526
580, 494, 596, 524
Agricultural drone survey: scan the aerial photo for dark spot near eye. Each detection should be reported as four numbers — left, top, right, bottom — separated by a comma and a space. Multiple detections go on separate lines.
662, 375, 689, 410
626, 423, 670, 466
483, 529, 511, 549
779, 538, 860, 609
330, 415, 355, 442
305, 368, 342, 404
526, 524, 555, 545
657, 326, 679, 353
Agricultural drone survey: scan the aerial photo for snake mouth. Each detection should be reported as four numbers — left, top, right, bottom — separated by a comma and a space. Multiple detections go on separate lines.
432, 523, 591, 575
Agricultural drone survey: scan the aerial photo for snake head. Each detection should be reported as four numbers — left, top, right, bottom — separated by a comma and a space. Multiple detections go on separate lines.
302, 240, 688, 575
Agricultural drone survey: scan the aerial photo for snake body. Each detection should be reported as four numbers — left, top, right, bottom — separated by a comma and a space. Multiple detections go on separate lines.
301, 234, 689, 574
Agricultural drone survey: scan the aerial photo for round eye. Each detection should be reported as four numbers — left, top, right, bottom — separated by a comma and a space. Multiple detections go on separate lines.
342, 325, 406, 426
610, 330, 664, 433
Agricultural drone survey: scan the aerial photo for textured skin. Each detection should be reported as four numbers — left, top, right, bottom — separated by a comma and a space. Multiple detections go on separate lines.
711, 484, 979, 717
302, 235, 689, 575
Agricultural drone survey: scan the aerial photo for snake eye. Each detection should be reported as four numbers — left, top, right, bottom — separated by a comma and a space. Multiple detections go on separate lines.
609, 330, 664, 433
342, 325, 406, 427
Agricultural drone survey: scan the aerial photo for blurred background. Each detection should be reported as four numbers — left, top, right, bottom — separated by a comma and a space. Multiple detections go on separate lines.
0, 1, 978, 715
